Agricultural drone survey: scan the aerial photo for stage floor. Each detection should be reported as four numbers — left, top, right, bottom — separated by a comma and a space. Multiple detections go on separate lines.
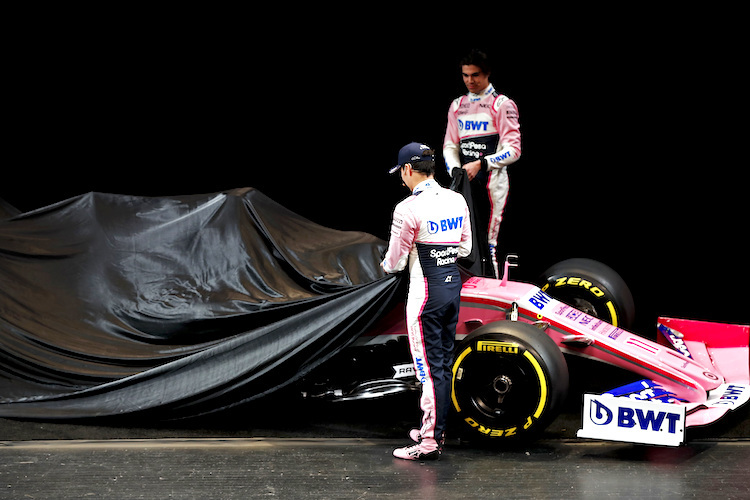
2, 391, 750, 499
2, 436, 750, 499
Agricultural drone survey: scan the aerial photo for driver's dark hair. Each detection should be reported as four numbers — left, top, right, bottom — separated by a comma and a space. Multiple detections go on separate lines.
410, 159, 435, 176
460, 49, 491, 75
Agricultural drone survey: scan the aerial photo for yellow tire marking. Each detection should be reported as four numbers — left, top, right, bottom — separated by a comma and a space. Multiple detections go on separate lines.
523, 351, 547, 419
451, 347, 472, 412
605, 300, 618, 326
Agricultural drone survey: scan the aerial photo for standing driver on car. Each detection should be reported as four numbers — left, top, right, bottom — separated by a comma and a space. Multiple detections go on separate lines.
443, 49, 521, 279
381, 142, 472, 461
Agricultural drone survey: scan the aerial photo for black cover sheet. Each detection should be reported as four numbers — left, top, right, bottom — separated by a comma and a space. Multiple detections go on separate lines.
0, 188, 402, 419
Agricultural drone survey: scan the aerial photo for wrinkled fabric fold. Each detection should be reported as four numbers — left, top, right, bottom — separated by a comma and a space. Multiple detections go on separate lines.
0, 188, 401, 419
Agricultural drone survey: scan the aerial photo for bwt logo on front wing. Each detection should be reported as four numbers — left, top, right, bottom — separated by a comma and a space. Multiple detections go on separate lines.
589, 399, 682, 433
577, 395, 686, 446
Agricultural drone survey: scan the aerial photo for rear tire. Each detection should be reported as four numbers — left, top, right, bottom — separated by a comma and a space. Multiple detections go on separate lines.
451, 321, 568, 442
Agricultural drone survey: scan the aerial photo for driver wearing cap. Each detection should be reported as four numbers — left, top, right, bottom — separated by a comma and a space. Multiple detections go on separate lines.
382, 142, 472, 460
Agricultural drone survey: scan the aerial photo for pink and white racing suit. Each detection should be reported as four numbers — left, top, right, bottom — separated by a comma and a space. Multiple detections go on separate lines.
381, 179, 472, 446
443, 83, 521, 277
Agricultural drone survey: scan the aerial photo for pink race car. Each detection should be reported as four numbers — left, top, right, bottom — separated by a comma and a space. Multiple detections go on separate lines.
2, 189, 745, 444
331, 255, 750, 447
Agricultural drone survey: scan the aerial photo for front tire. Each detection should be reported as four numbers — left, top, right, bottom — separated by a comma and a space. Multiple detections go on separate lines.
538, 258, 635, 328
451, 321, 568, 442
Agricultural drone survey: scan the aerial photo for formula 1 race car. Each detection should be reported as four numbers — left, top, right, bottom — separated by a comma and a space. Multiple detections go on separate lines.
302, 255, 750, 447
2, 190, 746, 446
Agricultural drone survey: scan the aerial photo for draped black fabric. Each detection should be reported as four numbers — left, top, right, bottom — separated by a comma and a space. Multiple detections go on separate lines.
0, 188, 402, 419
449, 168, 493, 278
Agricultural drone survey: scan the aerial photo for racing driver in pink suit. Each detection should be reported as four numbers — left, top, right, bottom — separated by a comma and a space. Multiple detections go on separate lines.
443, 49, 521, 278
382, 142, 472, 461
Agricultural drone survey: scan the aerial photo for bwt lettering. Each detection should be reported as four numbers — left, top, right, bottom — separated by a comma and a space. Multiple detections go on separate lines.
529, 290, 552, 310
458, 119, 489, 132
619, 407, 682, 434
428, 217, 464, 234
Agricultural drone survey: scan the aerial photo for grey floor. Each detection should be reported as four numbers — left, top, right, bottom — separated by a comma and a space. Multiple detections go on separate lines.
2, 436, 749, 499
2, 386, 749, 499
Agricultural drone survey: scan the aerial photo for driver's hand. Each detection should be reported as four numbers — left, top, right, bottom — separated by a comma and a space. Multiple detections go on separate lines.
463, 160, 482, 181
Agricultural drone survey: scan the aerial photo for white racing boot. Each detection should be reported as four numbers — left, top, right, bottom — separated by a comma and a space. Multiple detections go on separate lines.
392, 439, 440, 461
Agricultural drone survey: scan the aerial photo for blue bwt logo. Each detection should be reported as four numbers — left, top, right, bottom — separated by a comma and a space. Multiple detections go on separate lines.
427, 217, 464, 234
458, 119, 489, 132
591, 399, 682, 434
578, 394, 686, 446
590, 399, 614, 425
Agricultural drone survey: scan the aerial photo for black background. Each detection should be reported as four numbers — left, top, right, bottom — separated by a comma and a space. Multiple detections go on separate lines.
5, 11, 747, 335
